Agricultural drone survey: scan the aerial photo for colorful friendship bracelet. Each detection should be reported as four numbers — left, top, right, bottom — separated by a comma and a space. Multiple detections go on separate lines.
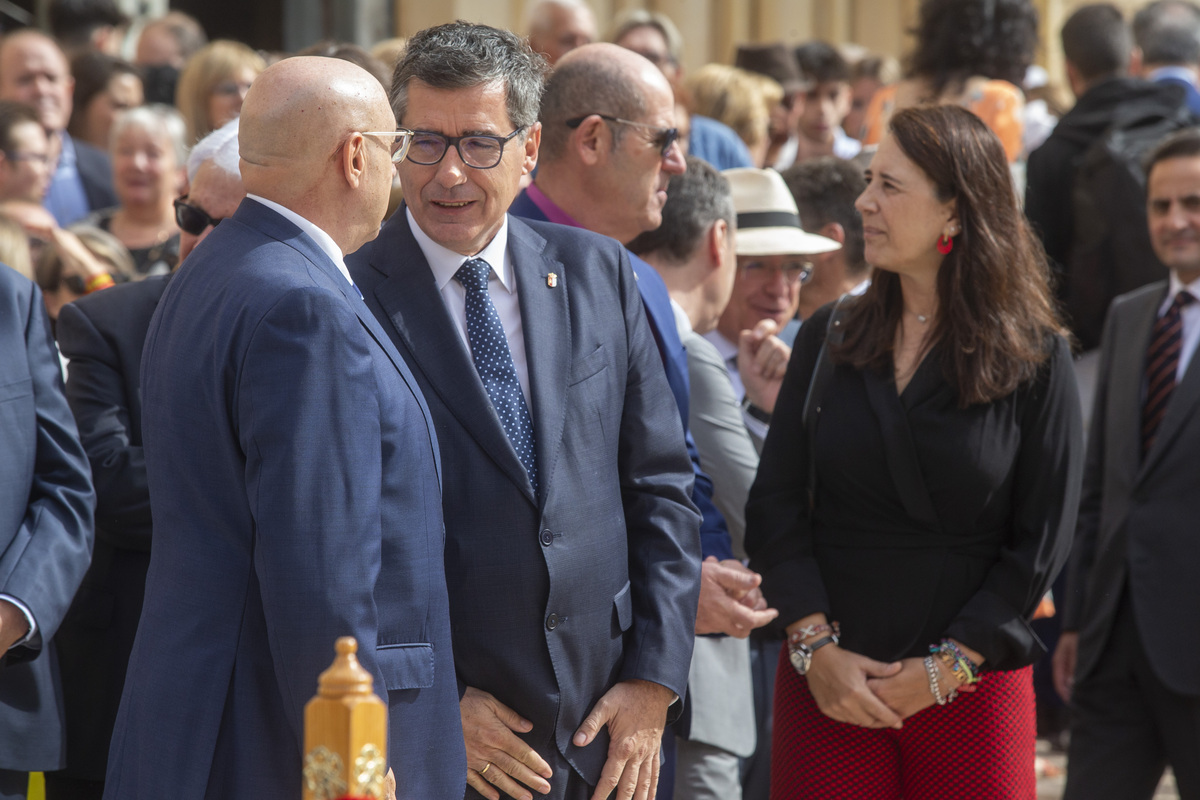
787, 620, 841, 646
930, 640, 981, 686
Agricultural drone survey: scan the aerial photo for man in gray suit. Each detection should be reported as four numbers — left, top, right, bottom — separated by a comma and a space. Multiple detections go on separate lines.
630, 157, 777, 800
1054, 128, 1200, 800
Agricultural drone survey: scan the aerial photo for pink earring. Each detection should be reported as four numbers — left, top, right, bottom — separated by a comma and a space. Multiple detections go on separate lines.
937, 233, 954, 255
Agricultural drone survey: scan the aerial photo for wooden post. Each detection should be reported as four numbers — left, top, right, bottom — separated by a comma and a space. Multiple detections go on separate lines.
302, 637, 388, 800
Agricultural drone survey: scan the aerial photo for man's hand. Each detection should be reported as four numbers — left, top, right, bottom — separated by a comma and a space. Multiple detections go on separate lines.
461, 687, 553, 800
694, 557, 778, 637
573, 679, 673, 800
1053, 632, 1079, 702
737, 320, 791, 413
0, 599, 30, 656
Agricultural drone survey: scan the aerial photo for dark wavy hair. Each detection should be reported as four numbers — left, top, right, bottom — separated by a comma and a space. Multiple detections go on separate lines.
834, 105, 1066, 407
907, 0, 1039, 95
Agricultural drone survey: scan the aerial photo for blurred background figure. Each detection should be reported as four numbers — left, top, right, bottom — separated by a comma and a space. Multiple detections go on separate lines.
842, 52, 901, 143
33, 224, 133, 326
611, 10, 754, 170
0, 102, 52, 205
48, 0, 127, 59
735, 43, 808, 169
779, 157, 870, 321
81, 105, 185, 276
68, 53, 144, 151
0, 30, 117, 226
296, 40, 391, 89
368, 36, 407, 73
134, 11, 208, 106
791, 41, 861, 164
174, 39, 264, 144
526, 0, 596, 67
687, 64, 779, 168
1133, 0, 1200, 114
860, 0, 1039, 162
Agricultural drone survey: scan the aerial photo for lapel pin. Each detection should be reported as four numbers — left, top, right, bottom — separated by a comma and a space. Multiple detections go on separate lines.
546, 272, 558, 288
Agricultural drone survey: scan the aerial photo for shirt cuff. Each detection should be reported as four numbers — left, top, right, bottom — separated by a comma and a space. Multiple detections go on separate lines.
0, 594, 37, 650
741, 409, 770, 442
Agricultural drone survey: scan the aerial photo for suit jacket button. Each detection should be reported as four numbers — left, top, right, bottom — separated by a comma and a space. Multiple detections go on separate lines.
546, 613, 559, 631
540, 529, 553, 546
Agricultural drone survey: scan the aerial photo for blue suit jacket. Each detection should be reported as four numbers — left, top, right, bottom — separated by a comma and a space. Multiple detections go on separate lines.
509, 189, 733, 561
103, 201, 465, 800
347, 211, 702, 787
0, 266, 94, 771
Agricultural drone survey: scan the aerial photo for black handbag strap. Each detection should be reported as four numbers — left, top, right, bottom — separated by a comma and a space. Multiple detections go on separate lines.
801, 295, 850, 512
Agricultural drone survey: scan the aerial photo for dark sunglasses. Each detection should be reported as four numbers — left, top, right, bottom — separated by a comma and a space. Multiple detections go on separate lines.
174, 196, 223, 236
564, 114, 680, 158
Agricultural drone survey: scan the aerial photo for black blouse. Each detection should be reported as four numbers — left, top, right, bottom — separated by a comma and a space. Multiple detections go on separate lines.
746, 304, 1085, 671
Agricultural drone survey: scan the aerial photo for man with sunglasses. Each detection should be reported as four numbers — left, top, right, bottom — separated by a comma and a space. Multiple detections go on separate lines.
347, 23, 701, 800
96, 58, 464, 800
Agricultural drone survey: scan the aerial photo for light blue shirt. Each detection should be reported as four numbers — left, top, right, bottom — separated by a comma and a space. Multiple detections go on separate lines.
44, 133, 93, 227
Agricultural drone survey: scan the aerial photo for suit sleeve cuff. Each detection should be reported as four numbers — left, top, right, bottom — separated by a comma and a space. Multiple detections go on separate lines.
0, 594, 37, 650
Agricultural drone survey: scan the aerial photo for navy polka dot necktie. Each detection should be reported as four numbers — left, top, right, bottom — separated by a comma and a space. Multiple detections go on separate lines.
455, 257, 538, 492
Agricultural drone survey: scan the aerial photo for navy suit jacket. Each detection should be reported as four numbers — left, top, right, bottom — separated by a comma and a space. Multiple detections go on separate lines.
347, 211, 702, 786
0, 267, 94, 771
54, 275, 168, 779
103, 201, 465, 800
509, 189, 733, 561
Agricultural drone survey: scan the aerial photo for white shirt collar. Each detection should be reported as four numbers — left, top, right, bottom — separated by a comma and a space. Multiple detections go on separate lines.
246, 194, 355, 288
1164, 271, 1200, 313
406, 206, 512, 292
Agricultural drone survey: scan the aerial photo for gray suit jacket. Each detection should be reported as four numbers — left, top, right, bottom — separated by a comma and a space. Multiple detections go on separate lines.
675, 310, 755, 756
1065, 280, 1200, 695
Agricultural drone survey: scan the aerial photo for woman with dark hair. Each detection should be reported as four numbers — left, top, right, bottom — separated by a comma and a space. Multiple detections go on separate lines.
68, 52, 144, 151
861, 0, 1039, 161
746, 105, 1083, 798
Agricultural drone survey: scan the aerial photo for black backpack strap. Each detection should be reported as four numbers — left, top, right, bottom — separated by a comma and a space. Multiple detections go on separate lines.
801, 295, 850, 513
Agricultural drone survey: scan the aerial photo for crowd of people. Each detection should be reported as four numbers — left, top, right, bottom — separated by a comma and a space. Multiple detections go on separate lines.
1, 1, 1199, 800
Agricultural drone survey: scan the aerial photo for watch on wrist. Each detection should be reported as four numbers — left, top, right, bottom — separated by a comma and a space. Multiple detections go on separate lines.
740, 397, 773, 424
788, 632, 839, 676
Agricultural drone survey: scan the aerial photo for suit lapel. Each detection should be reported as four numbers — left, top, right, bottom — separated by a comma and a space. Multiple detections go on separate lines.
368, 214, 537, 505
509, 217, 568, 507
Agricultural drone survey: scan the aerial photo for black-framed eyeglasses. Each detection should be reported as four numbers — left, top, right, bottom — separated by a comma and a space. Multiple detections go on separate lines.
360, 129, 415, 164
174, 196, 223, 236
564, 114, 680, 158
404, 127, 526, 169
741, 259, 814, 286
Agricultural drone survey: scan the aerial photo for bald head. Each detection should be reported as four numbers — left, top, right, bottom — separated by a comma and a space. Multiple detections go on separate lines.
539, 42, 673, 162
0, 30, 74, 131
239, 56, 398, 253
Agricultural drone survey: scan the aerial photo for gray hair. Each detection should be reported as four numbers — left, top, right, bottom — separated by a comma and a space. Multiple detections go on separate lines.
391, 22, 547, 131
627, 155, 733, 263
109, 104, 188, 165
538, 51, 646, 161
608, 9, 684, 66
526, 0, 593, 34
187, 116, 240, 182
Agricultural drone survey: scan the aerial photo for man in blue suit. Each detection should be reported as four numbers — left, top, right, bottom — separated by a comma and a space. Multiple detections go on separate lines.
347, 23, 702, 800
103, 57, 465, 800
0, 267, 94, 800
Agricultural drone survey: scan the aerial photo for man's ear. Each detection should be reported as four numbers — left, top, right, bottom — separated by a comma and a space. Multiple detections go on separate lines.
341, 132, 367, 189
574, 115, 610, 167
819, 221, 845, 245
523, 121, 541, 176
708, 218, 729, 270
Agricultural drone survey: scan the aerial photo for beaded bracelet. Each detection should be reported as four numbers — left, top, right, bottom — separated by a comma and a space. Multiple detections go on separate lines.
930, 640, 981, 686
787, 621, 841, 647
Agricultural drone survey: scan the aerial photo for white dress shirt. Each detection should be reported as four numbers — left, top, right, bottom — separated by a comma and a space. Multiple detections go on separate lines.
406, 208, 531, 407
1160, 272, 1200, 382
246, 194, 359, 295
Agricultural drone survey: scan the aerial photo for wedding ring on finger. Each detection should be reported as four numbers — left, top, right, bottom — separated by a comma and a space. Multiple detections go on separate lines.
480, 762, 491, 777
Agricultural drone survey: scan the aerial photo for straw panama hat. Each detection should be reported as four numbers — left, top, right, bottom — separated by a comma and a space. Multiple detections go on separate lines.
723, 168, 841, 257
